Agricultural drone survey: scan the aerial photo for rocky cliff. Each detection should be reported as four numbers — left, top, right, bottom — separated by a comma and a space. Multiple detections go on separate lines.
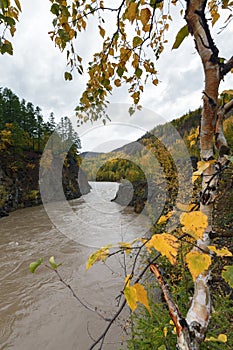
0, 151, 91, 217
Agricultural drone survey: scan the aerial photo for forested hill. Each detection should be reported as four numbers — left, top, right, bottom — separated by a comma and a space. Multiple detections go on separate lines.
80, 105, 233, 213
0, 87, 90, 217
81, 105, 233, 183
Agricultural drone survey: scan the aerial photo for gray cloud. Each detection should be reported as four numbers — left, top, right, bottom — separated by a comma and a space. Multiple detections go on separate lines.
0, 0, 232, 152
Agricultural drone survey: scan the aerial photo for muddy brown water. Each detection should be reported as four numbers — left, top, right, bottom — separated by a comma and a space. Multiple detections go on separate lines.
0, 182, 149, 350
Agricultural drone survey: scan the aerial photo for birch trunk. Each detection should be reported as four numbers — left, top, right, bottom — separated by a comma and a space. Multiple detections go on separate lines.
175, 1, 232, 348
159, 1, 233, 349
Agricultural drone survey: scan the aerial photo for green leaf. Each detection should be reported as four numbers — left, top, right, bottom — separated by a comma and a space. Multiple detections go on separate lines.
5, 16, 15, 26
49, 256, 58, 269
222, 266, 233, 288
0, 40, 13, 55
29, 258, 43, 273
51, 3, 60, 16
158, 346, 166, 350
0, 0, 9, 10
135, 67, 143, 78
172, 25, 189, 50
117, 66, 124, 77
133, 36, 143, 48
64, 71, 73, 81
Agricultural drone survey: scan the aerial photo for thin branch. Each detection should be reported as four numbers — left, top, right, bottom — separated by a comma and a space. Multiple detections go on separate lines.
50, 267, 111, 321
221, 55, 233, 78
224, 98, 233, 115
88, 252, 161, 350
88, 299, 127, 350
150, 264, 187, 337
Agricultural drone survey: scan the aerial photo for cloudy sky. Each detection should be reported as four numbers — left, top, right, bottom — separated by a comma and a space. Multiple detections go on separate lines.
0, 0, 232, 152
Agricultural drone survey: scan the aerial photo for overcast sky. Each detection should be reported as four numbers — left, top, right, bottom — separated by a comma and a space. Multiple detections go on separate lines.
0, 0, 232, 152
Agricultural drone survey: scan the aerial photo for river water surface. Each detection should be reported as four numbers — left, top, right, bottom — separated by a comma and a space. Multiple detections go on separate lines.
0, 182, 149, 350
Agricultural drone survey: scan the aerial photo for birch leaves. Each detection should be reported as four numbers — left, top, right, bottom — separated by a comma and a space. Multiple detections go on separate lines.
48, 0, 172, 122
86, 207, 232, 314
0, 0, 21, 55
124, 275, 151, 315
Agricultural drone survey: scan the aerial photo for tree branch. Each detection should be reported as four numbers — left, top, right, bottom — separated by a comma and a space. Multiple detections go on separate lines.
221, 55, 233, 78
215, 98, 233, 159
150, 264, 185, 336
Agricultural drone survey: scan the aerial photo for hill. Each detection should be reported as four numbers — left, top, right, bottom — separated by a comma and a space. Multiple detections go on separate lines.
80, 106, 233, 215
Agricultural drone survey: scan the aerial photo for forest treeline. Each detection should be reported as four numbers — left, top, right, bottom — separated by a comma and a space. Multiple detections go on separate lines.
0, 88, 91, 216
0, 87, 81, 157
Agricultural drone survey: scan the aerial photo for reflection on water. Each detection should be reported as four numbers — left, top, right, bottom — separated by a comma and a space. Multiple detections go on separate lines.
0, 182, 148, 350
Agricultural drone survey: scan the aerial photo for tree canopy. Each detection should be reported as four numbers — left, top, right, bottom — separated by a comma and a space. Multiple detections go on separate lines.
0, 87, 81, 154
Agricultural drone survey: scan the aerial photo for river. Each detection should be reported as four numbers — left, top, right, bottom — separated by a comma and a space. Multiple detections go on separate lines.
0, 182, 149, 350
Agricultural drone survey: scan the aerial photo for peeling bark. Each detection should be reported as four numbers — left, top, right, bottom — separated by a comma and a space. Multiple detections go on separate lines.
151, 1, 233, 349
181, 1, 232, 349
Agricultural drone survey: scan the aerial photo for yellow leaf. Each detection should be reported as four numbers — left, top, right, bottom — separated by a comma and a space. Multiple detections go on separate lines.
212, 11, 220, 26
143, 23, 151, 32
146, 233, 178, 265
124, 276, 151, 314
125, 2, 138, 22
86, 245, 112, 269
124, 275, 137, 311
209, 1, 220, 26
218, 334, 227, 343
222, 89, 233, 95
14, 0, 21, 11
98, 25, 105, 38
10, 26, 16, 37
163, 327, 168, 337
157, 211, 173, 224
186, 251, 211, 281
134, 283, 151, 315
82, 19, 86, 30
205, 333, 227, 343
180, 211, 208, 239
208, 245, 232, 257
114, 79, 121, 87
140, 8, 151, 26
109, 47, 114, 56
118, 242, 132, 255
190, 140, 196, 147
192, 160, 215, 183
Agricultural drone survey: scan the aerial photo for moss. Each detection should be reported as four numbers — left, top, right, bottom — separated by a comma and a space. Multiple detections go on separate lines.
22, 190, 40, 201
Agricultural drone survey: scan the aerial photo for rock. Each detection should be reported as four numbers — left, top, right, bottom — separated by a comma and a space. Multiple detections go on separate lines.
0, 208, 9, 217
0, 151, 91, 217
112, 180, 148, 213
112, 179, 165, 216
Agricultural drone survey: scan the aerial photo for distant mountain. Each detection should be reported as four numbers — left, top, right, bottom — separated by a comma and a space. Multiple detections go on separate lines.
80, 151, 105, 158
111, 141, 144, 155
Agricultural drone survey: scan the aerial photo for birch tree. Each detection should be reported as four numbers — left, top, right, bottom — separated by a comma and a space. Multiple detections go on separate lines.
2, 0, 233, 349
